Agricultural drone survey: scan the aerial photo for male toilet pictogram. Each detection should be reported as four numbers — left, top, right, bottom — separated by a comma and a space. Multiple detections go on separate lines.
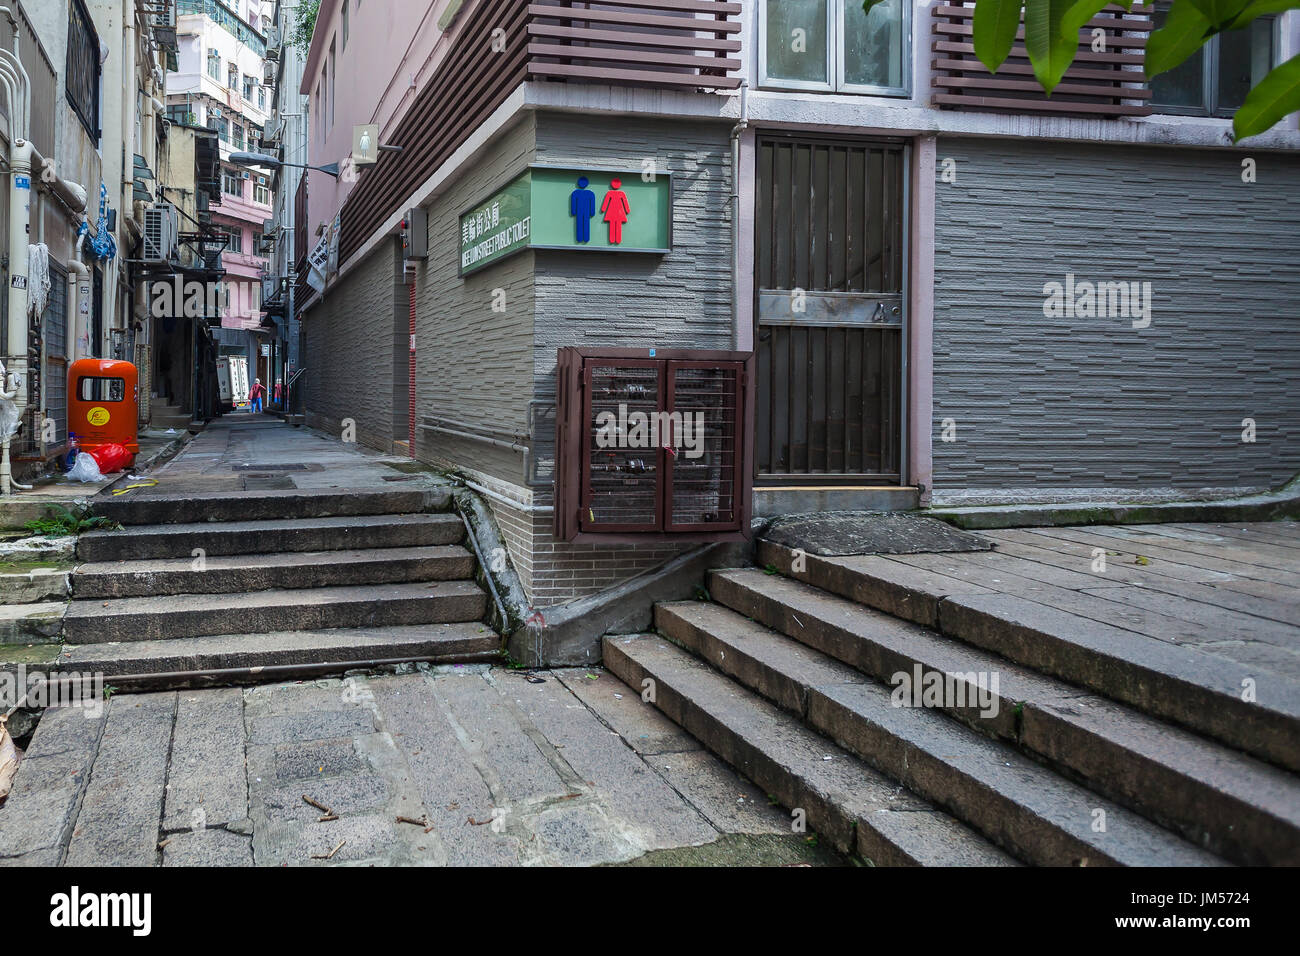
570, 176, 596, 243
601, 179, 630, 245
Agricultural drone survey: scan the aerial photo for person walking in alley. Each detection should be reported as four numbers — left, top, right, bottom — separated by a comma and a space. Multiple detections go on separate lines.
248, 378, 267, 414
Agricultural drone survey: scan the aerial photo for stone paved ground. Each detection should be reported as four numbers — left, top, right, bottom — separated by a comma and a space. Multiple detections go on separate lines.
908, 520, 1300, 681
136, 414, 431, 495
0, 665, 839, 867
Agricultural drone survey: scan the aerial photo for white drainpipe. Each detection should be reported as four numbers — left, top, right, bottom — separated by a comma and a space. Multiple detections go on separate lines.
68, 228, 91, 361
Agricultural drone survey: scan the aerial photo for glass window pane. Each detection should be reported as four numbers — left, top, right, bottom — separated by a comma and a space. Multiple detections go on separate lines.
1217, 18, 1274, 114
1149, 5, 1205, 111
843, 0, 905, 90
765, 0, 829, 84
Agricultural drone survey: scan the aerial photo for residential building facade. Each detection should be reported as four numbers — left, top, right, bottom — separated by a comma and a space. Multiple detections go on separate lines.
167, 0, 274, 386
294, 1, 1300, 650
4, 0, 185, 483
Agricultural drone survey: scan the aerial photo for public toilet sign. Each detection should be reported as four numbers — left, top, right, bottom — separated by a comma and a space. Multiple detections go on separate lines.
459, 165, 672, 276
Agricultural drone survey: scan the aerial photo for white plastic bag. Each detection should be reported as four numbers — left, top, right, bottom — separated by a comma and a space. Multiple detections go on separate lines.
67, 452, 104, 483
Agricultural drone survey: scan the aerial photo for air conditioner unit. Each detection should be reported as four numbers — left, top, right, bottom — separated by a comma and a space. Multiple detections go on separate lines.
211, 107, 223, 119
241, 170, 251, 180
263, 61, 276, 85
142, 203, 179, 263
266, 27, 281, 60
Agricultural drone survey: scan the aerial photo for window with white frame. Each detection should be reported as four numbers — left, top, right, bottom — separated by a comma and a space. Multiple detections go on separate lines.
219, 225, 243, 255
228, 65, 239, 89
222, 168, 243, 197
1150, 5, 1277, 117
760, 0, 910, 96
254, 178, 270, 205
207, 50, 221, 81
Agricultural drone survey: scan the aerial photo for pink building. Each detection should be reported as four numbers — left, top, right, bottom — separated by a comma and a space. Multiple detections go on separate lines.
167, 0, 274, 342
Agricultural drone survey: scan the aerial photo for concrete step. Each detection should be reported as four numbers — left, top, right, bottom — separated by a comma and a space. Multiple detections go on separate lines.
0, 567, 70, 604
91, 487, 451, 525
72, 545, 476, 599
77, 513, 464, 562
705, 567, 1300, 866
0, 602, 64, 645
653, 600, 1224, 867
603, 633, 1018, 866
63, 580, 487, 644
756, 539, 1300, 774
58, 622, 500, 678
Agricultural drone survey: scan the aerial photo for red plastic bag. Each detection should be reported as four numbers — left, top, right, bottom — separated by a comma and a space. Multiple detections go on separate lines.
89, 443, 134, 474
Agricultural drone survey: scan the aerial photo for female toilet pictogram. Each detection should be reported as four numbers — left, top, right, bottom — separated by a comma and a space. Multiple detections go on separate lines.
601, 179, 630, 245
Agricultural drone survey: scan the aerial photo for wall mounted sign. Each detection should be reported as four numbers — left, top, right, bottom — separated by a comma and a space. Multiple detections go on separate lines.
459, 165, 673, 277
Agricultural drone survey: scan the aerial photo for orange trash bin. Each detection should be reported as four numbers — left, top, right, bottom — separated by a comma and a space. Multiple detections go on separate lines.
68, 359, 140, 457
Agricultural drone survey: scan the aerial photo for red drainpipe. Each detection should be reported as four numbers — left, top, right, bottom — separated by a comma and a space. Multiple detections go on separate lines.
408, 281, 416, 457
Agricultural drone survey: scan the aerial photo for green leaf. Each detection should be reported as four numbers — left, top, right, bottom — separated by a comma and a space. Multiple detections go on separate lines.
1233, 53, 1300, 140
1146, 0, 1214, 78
1182, 0, 1252, 27
1227, 0, 1300, 28
973, 0, 1025, 73
1060, 0, 1130, 40
1023, 0, 1079, 93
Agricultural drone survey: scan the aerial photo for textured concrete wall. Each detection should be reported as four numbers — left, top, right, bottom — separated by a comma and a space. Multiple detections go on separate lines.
531, 113, 736, 427
523, 113, 736, 605
302, 239, 400, 450
414, 112, 735, 606
413, 113, 537, 485
932, 138, 1300, 497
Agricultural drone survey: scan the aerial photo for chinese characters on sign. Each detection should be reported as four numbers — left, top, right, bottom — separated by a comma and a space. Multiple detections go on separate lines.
458, 167, 671, 277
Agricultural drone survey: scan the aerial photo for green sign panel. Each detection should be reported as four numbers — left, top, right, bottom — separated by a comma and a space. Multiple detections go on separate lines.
459, 166, 672, 276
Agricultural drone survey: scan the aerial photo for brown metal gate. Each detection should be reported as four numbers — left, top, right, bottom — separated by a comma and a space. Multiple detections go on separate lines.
755, 135, 906, 484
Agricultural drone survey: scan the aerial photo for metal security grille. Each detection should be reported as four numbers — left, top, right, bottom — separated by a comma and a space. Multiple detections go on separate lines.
585, 362, 661, 531
755, 135, 906, 483
757, 325, 899, 478
667, 364, 740, 531
554, 348, 754, 542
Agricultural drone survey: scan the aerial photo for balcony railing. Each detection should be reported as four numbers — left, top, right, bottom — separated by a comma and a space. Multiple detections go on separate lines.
336, 0, 742, 268
930, 2, 1154, 117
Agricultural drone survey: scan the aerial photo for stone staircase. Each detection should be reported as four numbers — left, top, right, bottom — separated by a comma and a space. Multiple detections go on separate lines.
149, 401, 193, 431
60, 487, 499, 678
604, 541, 1300, 866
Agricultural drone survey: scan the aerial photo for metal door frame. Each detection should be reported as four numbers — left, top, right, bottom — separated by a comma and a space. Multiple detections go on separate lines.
752, 131, 910, 487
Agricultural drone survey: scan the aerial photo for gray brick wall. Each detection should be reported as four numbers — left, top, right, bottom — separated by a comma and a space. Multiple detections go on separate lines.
413, 114, 538, 485
530, 113, 736, 497
932, 138, 1300, 494
302, 239, 400, 451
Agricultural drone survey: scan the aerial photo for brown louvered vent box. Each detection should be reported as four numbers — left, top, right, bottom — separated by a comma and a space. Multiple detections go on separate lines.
555, 347, 755, 543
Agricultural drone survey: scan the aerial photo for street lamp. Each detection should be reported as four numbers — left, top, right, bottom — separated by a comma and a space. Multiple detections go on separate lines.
228, 151, 342, 179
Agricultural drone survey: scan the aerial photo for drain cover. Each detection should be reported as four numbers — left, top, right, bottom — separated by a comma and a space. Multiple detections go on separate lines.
232, 463, 322, 472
